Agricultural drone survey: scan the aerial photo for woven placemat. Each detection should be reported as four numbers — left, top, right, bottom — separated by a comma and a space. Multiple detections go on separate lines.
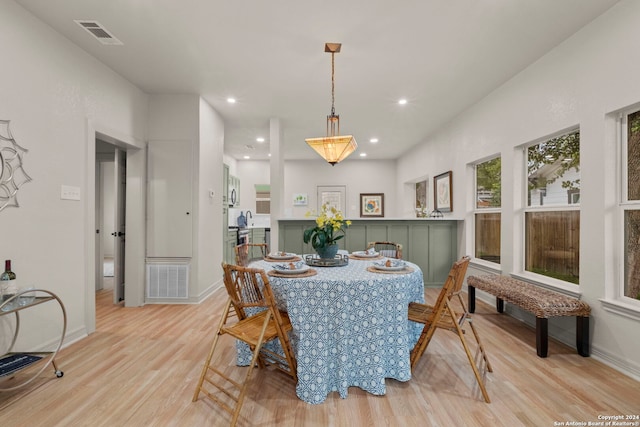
349, 254, 383, 261
366, 266, 415, 275
268, 269, 317, 278
264, 256, 302, 263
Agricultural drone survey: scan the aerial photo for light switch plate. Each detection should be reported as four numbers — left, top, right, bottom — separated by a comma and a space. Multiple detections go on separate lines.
61, 185, 81, 201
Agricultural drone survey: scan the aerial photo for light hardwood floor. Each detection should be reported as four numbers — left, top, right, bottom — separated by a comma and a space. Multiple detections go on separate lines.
1, 286, 639, 426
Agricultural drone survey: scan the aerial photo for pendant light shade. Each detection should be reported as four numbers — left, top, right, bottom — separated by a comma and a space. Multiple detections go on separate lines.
305, 43, 357, 165
305, 135, 357, 166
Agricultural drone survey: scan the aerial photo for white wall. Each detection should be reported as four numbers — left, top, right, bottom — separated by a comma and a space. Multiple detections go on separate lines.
236, 160, 270, 214
197, 97, 225, 298
397, 0, 640, 378
234, 158, 398, 220
283, 159, 398, 218
147, 94, 225, 302
0, 0, 148, 347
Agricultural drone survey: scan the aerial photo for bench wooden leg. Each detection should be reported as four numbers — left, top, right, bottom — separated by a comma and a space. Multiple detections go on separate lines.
577, 316, 590, 357
496, 298, 504, 313
536, 317, 548, 358
468, 286, 476, 313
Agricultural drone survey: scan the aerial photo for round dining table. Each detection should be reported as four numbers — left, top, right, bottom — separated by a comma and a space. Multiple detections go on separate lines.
239, 255, 425, 405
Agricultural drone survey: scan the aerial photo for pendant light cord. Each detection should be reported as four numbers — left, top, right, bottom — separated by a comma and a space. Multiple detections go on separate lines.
331, 52, 336, 117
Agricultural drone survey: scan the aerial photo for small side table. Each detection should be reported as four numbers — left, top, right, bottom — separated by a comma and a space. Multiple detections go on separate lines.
0, 288, 67, 391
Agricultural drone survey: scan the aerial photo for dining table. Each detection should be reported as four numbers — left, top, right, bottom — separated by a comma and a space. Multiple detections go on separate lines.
238, 254, 425, 405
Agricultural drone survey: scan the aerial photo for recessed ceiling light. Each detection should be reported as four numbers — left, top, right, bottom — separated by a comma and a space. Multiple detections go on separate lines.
398, 99, 407, 105
227, 97, 236, 104
369, 138, 379, 143
243, 155, 250, 159
256, 137, 265, 143
268, 153, 271, 157
359, 153, 367, 157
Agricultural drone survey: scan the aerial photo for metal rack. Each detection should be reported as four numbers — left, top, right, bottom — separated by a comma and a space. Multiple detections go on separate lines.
0, 288, 66, 391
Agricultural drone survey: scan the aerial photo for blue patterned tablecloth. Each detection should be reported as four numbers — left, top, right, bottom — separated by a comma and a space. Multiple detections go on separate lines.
240, 257, 425, 404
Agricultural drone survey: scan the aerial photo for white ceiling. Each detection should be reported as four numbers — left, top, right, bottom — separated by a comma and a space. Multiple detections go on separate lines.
15, 0, 619, 161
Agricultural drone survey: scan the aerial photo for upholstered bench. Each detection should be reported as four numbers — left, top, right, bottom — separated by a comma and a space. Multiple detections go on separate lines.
467, 275, 591, 358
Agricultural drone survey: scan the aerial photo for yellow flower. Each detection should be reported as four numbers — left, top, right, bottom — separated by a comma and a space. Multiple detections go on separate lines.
303, 203, 351, 250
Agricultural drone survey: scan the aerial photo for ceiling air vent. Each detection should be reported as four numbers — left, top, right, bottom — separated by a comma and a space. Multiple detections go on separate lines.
74, 20, 123, 45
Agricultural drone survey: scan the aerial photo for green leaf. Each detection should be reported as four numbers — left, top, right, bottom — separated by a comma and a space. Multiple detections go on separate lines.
303, 228, 314, 243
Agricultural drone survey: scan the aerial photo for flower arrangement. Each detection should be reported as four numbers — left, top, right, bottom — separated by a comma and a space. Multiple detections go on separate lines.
303, 203, 351, 252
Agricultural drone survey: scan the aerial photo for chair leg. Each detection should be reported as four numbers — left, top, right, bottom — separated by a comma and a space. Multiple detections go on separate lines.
448, 304, 491, 403
230, 312, 273, 426
193, 299, 232, 402
467, 317, 493, 373
410, 321, 438, 369
193, 300, 273, 427
457, 294, 492, 373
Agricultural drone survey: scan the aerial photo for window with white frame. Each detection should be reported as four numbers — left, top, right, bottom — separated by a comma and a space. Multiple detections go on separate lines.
525, 130, 580, 284
622, 109, 640, 300
475, 157, 501, 263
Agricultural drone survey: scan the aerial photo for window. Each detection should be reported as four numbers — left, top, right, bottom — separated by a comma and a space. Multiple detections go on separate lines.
525, 130, 580, 284
255, 184, 270, 214
475, 157, 501, 263
623, 109, 640, 300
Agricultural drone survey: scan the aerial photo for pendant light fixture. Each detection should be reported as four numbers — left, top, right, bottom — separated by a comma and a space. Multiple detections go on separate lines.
305, 43, 357, 166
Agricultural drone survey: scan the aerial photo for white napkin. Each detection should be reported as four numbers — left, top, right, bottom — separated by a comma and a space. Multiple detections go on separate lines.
274, 261, 304, 270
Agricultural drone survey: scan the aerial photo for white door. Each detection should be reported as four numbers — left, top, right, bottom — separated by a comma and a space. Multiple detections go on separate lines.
95, 160, 103, 291
146, 141, 193, 257
113, 148, 126, 304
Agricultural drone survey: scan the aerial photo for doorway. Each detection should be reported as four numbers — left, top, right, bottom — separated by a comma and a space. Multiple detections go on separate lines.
95, 139, 126, 305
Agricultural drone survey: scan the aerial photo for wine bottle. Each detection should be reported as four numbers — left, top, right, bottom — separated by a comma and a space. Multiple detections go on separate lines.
1, 259, 17, 307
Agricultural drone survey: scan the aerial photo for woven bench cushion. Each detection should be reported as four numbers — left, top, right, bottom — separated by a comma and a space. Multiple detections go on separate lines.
467, 275, 590, 318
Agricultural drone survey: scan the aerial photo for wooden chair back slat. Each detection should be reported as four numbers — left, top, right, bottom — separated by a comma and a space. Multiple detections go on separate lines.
234, 243, 268, 266
366, 241, 403, 259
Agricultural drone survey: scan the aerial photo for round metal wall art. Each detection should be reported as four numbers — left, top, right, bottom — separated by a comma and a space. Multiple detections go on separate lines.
0, 120, 32, 212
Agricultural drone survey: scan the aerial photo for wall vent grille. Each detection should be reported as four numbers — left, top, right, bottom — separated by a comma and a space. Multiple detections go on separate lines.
146, 263, 189, 299
74, 20, 123, 45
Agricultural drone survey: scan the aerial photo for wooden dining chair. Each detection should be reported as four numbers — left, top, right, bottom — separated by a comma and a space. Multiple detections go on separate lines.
408, 255, 492, 403
234, 243, 268, 266
366, 241, 403, 259
192, 263, 297, 426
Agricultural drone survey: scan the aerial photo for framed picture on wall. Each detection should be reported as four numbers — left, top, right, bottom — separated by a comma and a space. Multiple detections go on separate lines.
360, 193, 384, 217
434, 171, 453, 212
415, 180, 428, 216
317, 185, 346, 212
293, 193, 308, 206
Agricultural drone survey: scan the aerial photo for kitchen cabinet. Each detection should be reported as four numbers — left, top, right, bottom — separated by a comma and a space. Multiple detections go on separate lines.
226, 229, 238, 264
223, 164, 229, 206
249, 228, 266, 258
228, 175, 240, 207
223, 164, 230, 263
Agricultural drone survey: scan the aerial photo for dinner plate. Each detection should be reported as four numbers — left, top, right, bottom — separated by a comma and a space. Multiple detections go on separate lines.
351, 251, 379, 258
372, 261, 407, 271
273, 264, 311, 274
268, 252, 297, 260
